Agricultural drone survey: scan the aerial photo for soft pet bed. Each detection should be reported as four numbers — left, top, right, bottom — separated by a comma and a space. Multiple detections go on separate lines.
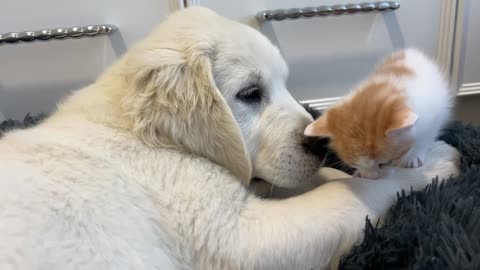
2, 112, 480, 269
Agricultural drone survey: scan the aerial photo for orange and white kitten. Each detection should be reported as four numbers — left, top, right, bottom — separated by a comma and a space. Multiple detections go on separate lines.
304, 48, 453, 179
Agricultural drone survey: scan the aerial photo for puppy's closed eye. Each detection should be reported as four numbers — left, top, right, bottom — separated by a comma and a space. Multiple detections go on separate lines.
237, 85, 262, 103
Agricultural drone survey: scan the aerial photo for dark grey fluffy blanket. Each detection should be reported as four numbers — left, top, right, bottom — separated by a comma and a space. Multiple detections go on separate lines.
2, 113, 480, 269
339, 121, 480, 270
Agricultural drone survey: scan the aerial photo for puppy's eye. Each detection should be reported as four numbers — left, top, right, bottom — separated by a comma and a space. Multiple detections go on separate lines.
237, 85, 262, 103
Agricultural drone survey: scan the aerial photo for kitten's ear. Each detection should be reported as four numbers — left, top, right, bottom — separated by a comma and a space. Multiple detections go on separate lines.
304, 116, 332, 137
386, 110, 418, 137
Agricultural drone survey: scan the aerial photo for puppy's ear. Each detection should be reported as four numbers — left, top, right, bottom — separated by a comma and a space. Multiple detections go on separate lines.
123, 48, 252, 185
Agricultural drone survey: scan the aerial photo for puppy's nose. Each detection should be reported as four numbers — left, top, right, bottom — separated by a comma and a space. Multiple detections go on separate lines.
302, 136, 330, 156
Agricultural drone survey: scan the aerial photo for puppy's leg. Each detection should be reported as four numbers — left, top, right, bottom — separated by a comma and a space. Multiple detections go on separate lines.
237, 142, 459, 269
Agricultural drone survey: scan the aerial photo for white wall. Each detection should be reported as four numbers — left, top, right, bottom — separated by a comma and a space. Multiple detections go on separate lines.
1, 0, 479, 122
0, 0, 178, 120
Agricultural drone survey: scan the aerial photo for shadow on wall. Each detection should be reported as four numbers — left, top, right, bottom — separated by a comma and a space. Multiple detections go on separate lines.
0, 80, 91, 120
0, 31, 129, 121
455, 95, 480, 125
0, 38, 105, 121
257, 10, 405, 55
286, 51, 390, 100
254, 11, 405, 101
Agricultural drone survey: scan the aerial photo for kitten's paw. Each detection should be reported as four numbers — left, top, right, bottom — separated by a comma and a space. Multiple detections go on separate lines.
386, 142, 459, 189
401, 157, 424, 168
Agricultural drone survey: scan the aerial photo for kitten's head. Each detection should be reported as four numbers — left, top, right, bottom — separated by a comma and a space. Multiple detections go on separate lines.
304, 82, 418, 179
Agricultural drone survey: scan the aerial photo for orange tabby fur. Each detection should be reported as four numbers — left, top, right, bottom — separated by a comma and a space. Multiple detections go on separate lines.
305, 51, 418, 178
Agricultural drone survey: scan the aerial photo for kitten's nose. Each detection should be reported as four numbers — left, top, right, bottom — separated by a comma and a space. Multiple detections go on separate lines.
371, 170, 382, 180
355, 169, 382, 180
369, 173, 382, 180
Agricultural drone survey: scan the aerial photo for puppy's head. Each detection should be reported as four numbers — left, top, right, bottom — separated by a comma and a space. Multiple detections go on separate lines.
120, 7, 321, 188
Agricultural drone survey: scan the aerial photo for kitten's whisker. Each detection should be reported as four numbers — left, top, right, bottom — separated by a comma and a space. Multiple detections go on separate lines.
329, 160, 347, 168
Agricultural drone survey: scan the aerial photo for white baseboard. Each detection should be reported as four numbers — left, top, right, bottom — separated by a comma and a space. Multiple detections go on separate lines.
457, 82, 480, 96
301, 82, 480, 111
299, 97, 343, 111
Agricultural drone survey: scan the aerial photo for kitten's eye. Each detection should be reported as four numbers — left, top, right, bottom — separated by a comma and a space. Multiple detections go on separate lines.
237, 85, 262, 103
378, 160, 393, 168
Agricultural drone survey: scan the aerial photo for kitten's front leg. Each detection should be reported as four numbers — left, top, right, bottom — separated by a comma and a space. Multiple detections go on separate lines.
399, 145, 427, 168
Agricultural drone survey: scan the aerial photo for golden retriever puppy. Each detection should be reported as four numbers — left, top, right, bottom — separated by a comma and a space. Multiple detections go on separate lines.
0, 7, 459, 270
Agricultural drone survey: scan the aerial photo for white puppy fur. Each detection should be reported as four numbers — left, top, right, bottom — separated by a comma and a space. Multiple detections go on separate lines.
0, 7, 459, 270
